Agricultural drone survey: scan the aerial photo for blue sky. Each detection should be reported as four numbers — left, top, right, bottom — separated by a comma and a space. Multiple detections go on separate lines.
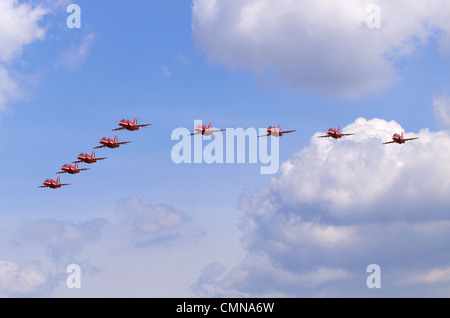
1, 0, 450, 297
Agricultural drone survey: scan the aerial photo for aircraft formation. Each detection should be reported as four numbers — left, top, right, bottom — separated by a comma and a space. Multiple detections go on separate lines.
190, 123, 418, 146
39, 117, 151, 189
39, 119, 419, 189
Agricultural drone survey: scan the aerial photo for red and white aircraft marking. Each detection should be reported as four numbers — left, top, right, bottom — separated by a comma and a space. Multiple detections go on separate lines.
112, 117, 151, 131
94, 135, 131, 149
188, 122, 226, 136
383, 132, 419, 145
259, 124, 296, 137
318, 126, 354, 139
56, 162, 89, 175
73, 150, 107, 164
39, 176, 70, 189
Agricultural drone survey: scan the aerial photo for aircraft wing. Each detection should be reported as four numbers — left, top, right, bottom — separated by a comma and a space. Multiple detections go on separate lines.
112, 127, 127, 131
258, 133, 271, 138
136, 124, 152, 128
117, 141, 131, 145
38, 185, 48, 188
93, 145, 107, 149
318, 135, 331, 138
55, 171, 66, 174
209, 129, 226, 133
188, 132, 201, 136
78, 168, 90, 171
59, 183, 71, 187
404, 137, 419, 142
340, 133, 354, 136
382, 141, 396, 144
281, 130, 296, 134
72, 160, 83, 164
96, 157, 108, 161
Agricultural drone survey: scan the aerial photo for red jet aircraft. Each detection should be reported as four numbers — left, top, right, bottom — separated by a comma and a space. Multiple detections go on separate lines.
39, 176, 70, 189
383, 132, 419, 145
94, 135, 131, 149
188, 122, 226, 136
56, 162, 90, 175
73, 150, 107, 164
259, 124, 296, 137
112, 117, 151, 131
318, 126, 354, 139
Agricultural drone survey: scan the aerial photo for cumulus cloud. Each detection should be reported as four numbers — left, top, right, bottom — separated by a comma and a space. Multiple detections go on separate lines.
0, 65, 21, 111
433, 94, 450, 130
21, 218, 108, 264
0, 0, 47, 62
191, 262, 227, 297
265, 118, 450, 222
118, 197, 189, 247
0, 260, 47, 297
121, 197, 187, 234
406, 266, 450, 285
192, 0, 450, 98
192, 254, 351, 297
0, 0, 47, 111
55, 33, 97, 71
211, 117, 450, 296
161, 64, 172, 77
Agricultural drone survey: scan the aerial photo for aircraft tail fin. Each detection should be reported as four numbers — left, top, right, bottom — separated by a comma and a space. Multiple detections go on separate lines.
338, 126, 340, 133
114, 135, 117, 142
91, 150, 95, 157
133, 117, 137, 125
208, 122, 211, 129
401, 131, 404, 138
56, 176, 60, 183
278, 124, 280, 129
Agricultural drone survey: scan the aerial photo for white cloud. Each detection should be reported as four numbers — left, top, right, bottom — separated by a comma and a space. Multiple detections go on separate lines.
228, 255, 350, 292
0, 0, 47, 62
21, 218, 108, 264
407, 266, 450, 284
192, 254, 350, 297
55, 33, 96, 71
176, 52, 188, 66
270, 118, 450, 220
121, 196, 187, 234
192, 0, 450, 97
433, 94, 450, 129
0, 260, 47, 297
214, 117, 450, 296
117, 197, 190, 248
40, 0, 72, 11
161, 64, 172, 77
191, 262, 227, 296
0, 0, 47, 112
0, 65, 21, 111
